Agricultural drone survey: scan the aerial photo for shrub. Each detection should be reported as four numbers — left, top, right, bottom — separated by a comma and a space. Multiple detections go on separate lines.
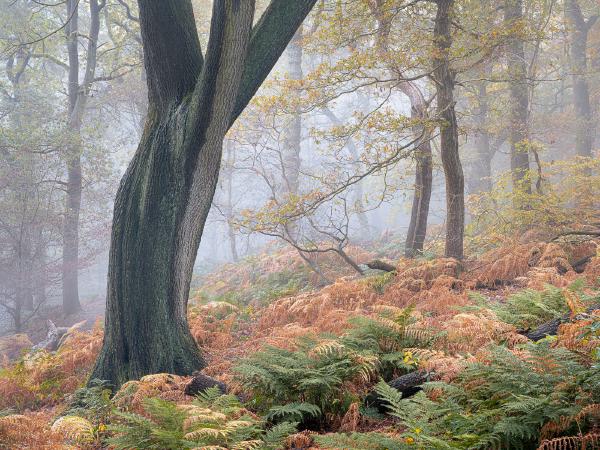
376, 344, 599, 449
234, 338, 373, 425
107, 387, 296, 450
469, 282, 598, 330
314, 431, 411, 449
234, 306, 431, 426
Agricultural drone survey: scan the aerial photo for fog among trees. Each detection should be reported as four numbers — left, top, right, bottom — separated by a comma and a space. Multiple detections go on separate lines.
1, 1, 600, 448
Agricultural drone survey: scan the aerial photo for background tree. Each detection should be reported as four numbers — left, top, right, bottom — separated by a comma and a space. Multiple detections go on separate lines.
505, 0, 531, 196
565, 0, 597, 165
62, 0, 104, 315
433, 0, 464, 259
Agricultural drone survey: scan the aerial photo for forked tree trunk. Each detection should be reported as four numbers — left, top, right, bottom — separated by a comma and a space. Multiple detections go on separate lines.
62, 0, 82, 315
91, 0, 316, 388
565, 0, 596, 167
505, 0, 531, 196
62, 0, 102, 315
405, 142, 433, 257
366, 0, 432, 256
434, 0, 464, 259
403, 83, 432, 258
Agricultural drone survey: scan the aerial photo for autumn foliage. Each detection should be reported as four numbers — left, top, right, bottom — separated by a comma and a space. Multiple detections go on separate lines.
0, 233, 599, 448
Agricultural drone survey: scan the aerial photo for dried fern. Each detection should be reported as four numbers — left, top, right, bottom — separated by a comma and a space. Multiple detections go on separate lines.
50, 415, 95, 443
537, 433, 600, 450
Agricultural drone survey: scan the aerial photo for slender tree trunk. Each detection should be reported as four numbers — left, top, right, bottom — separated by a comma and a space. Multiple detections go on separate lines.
347, 137, 371, 234
13, 300, 22, 333
62, 0, 82, 315
62, 146, 82, 314
505, 0, 531, 195
434, 0, 464, 259
6, 51, 35, 320
91, 0, 316, 388
281, 26, 303, 243
14, 215, 28, 328
403, 84, 432, 258
62, 0, 102, 314
16, 228, 33, 313
21, 235, 34, 311
565, 0, 596, 167
471, 79, 493, 193
35, 240, 48, 307
282, 26, 303, 197
223, 141, 239, 262
227, 222, 239, 262
367, 0, 432, 256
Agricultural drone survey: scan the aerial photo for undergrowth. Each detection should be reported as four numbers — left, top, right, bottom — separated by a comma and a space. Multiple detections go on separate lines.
1, 238, 600, 449
376, 343, 600, 449
107, 387, 296, 450
469, 280, 599, 330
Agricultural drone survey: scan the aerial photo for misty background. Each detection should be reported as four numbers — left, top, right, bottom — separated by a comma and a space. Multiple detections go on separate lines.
1, 0, 597, 337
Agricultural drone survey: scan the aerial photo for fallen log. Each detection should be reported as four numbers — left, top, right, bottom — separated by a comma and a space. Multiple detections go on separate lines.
32, 320, 68, 352
572, 255, 592, 273
32, 320, 87, 352
365, 259, 397, 272
388, 369, 429, 396
184, 372, 227, 396
365, 370, 431, 410
521, 303, 600, 342
551, 230, 600, 241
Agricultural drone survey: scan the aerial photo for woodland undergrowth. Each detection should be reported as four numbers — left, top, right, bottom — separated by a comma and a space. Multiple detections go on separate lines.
1, 233, 600, 449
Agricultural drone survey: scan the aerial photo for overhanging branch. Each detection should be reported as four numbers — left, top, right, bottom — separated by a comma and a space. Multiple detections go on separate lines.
230, 0, 318, 125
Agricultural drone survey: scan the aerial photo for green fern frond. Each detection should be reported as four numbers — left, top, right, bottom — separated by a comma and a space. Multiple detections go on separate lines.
314, 432, 410, 449
265, 402, 321, 423
261, 422, 298, 449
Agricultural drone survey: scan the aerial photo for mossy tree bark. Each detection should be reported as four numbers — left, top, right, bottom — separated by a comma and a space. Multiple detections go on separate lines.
433, 0, 464, 260
91, 0, 317, 388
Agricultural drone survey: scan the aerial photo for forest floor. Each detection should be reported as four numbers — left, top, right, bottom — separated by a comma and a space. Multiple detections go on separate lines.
1, 234, 599, 449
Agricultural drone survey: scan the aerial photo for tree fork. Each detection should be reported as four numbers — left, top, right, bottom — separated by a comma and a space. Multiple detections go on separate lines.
433, 0, 464, 259
91, 0, 317, 389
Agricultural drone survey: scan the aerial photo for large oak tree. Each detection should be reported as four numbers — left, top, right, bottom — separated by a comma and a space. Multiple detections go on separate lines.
91, 0, 316, 388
